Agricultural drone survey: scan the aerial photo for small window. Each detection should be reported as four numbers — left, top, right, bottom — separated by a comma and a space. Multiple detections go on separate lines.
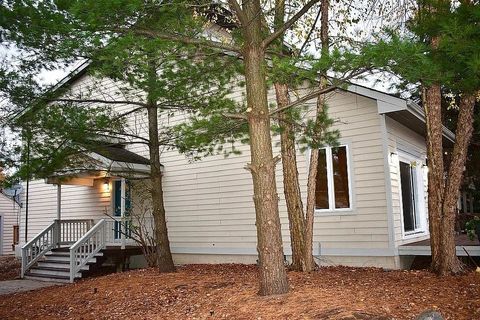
315, 145, 352, 211
12, 225, 19, 251
315, 149, 329, 209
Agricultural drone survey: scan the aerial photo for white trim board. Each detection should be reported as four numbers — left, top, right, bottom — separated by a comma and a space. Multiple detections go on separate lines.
380, 114, 396, 251
170, 246, 396, 257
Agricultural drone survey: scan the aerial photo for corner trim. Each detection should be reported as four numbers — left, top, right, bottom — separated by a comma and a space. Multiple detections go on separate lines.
379, 113, 396, 252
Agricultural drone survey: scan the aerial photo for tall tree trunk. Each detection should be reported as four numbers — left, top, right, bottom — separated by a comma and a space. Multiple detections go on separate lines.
275, 83, 307, 271
272, 0, 307, 272
422, 84, 444, 273
438, 93, 476, 274
144, 56, 175, 272
304, 0, 330, 272
242, 0, 289, 295
420, 0, 467, 274
147, 103, 175, 272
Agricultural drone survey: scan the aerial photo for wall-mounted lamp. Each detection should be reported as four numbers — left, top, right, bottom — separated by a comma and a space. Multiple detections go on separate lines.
103, 179, 110, 192
389, 152, 398, 164
422, 164, 429, 174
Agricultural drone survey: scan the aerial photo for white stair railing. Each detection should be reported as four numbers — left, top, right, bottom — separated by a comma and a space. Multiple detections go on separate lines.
104, 216, 155, 246
69, 219, 107, 282
21, 219, 96, 278
59, 219, 94, 245
21, 222, 57, 278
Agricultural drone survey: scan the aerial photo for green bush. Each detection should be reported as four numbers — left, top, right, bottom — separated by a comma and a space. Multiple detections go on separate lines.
465, 216, 480, 241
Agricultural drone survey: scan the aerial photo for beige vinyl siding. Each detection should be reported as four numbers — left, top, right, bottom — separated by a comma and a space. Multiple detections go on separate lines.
0, 194, 18, 255
296, 91, 390, 252
19, 179, 111, 243
134, 89, 391, 256
18, 74, 144, 244
20, 72, 394, 266
385, 116, 429, 246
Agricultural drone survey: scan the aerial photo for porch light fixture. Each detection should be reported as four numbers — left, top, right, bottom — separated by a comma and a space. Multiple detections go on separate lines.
389, 152, 398, 164
422, 164, 429, 174
103, 180, 110, 192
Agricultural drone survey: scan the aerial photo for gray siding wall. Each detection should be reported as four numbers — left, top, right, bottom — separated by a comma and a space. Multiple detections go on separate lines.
19, 74, 396, 267
0, 194, 18, 255
385, 117, 429, 246
126, 87, 391, 259
19, 179, 111, 242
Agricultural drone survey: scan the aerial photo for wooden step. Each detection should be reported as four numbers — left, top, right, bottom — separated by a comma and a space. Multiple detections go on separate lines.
24, 273, 73, 283
48, 251, 104, 256
29, 267, 81, 278
45, 256, 98, 263
37, 261, 89, 271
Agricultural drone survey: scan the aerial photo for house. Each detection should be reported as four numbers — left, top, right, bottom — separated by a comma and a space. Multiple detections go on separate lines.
0, 190, 20, 256
16, 59, 470, 282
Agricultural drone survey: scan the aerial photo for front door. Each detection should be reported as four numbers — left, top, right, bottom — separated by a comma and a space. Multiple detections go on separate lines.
112, 180, 132, 240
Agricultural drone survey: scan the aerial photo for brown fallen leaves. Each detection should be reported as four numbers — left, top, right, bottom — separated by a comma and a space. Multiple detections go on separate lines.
0, 264, 479, 320
0, 256, 20, 281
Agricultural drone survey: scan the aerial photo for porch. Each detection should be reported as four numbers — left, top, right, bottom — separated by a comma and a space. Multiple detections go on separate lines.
21, 217, 152, 283
20, 143, 153, 282
398, 234, 480, 256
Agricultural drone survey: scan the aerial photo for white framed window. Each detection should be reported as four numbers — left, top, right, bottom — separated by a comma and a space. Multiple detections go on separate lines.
314, 145, 353, 212
397, 153, 427, 236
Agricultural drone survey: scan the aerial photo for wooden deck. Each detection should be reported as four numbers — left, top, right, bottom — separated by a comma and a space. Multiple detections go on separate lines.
398, 234, 480, 256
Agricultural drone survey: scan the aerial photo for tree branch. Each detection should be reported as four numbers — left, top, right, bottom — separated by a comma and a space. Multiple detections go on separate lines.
269, 85, 336, 116
262, 0, 320, 48
227, 0, 248, 26
297, 8, 321, 56
115, 107, 145, 119
88, 129, 150, 142
123, 28, 242, 53
51, 98, 148, 108
222, 112, 248, 120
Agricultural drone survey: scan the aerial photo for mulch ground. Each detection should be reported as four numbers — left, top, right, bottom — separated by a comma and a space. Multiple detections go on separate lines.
0, 256, 20, 281
0, 264, 479, 320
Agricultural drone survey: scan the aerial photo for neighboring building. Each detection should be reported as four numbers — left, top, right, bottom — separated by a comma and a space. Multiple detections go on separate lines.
15, 61, 459, 283
0, 191, 19, 255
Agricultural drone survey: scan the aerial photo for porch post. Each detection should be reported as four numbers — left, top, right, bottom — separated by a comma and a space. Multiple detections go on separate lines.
120, 178, 126, 249
56, 184, 61, 247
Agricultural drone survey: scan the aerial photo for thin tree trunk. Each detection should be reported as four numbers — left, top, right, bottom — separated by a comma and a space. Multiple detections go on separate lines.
147, 104, 176, 272
304, 0, 329, 272
272, 0, 307, 272
242, 0, 289, 295
304, 147, 319, 272
422, 84, 444, 273
275, 83, 307, 271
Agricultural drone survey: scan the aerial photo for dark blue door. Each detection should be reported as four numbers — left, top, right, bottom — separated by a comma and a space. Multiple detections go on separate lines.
113, 180, 132, 239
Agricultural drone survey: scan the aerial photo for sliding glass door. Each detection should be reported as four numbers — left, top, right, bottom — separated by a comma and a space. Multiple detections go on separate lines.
399, 158, 425, 234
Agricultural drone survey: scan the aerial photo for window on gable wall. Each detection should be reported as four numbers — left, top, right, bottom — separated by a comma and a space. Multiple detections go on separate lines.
315, 145, 351, 211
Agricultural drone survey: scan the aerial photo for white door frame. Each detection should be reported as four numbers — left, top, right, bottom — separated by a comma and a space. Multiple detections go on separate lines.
397, 151, 427, 239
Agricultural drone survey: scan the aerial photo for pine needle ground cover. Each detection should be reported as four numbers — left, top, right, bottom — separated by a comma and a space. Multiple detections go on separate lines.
0, 264, 478, 319
0, 256, 20, 281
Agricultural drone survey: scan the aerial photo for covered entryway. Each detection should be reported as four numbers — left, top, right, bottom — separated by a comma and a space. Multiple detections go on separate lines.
20, 143, 155, 282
